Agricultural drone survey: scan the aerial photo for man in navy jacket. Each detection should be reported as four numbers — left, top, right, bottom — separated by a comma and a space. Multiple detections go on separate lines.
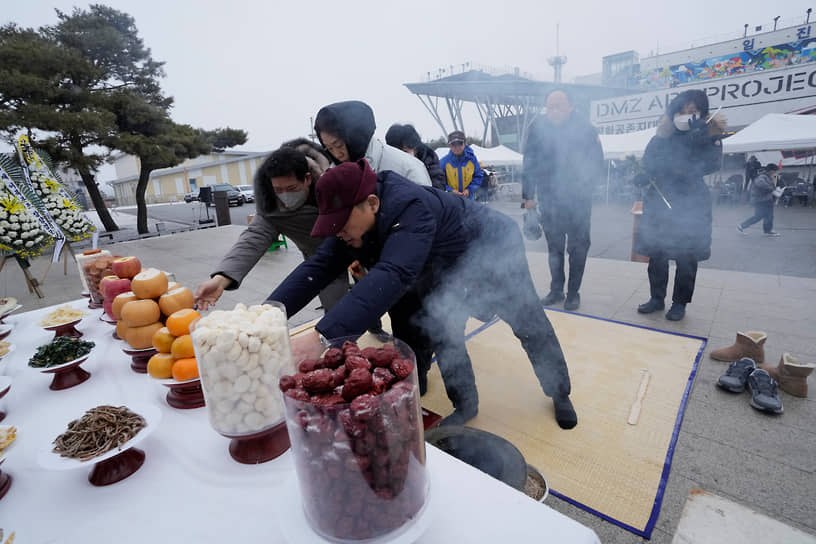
268, 160, 577, 429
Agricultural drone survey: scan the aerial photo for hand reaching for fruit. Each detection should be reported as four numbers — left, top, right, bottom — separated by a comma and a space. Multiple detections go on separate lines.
194, 275, 231, 311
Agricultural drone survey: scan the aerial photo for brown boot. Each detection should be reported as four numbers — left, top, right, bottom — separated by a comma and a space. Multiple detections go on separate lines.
710, 331, 767, 364
760, 353, 815, 397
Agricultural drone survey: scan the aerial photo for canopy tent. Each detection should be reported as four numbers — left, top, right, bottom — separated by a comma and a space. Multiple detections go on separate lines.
598, 128, 656, 160
435, 144, 523, 166
722, 113, 816, 153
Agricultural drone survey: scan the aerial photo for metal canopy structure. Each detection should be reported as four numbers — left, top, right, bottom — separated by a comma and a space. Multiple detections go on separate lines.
404, 70, 631, 151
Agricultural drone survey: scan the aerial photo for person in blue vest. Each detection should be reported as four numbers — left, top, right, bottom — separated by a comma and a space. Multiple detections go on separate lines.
267, 159, 578, 430
439, 130, 483, 200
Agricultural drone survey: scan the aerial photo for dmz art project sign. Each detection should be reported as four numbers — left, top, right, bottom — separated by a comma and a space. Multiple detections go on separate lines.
591, 64, 816, 134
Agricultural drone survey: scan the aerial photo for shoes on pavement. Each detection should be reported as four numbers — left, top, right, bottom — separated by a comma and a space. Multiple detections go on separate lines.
637, 297, 665, 314
759, 353, 816, 398
765, 231, 781, 237
710, 331, 767, 364
665, 303, 686, 321
737, 224, 745, 234
564, 292, 581, 311
717, 357, 756, 393
541, 291, 565, 307
747, 368, 784, 414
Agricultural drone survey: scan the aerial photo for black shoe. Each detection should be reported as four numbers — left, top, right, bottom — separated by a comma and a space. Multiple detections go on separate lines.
440, 404, 478, 426
748, 369, 784, 414
541, 291, 565, 307
717, 357, 756, 393
665, 303, 686, 321
637, 297, 665, 314
564, 292, 580, 311
553, 395, 577, 429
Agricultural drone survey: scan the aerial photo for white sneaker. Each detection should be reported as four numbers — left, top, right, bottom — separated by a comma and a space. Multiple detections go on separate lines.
765, 231, 781, 237
736, 225, 746, 234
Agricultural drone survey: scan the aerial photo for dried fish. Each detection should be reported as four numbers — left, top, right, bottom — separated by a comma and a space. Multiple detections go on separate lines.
52, 405, 146, 462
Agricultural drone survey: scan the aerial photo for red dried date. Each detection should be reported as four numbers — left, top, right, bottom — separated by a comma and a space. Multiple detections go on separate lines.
278, 375, 297, 392
373, 367, 395, 385
312, 392, 345, 405
322, 347, 345, 368
390, 358, 414, 380
342, 368, 373, 400
345, 355, 371, 372
293, 372, 306, 388
342, 340, 362, 357
331, 365, 348, 387
361, 346, 379, 360
338, 409, 367, 438
285, 388, 311, 401
302, 368, 336, 393
350, 393, 379, 421
298, 358, 320, 373
370, 349, 394, 368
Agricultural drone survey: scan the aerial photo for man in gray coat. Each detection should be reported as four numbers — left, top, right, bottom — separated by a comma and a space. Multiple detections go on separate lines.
194, 140, 349, 311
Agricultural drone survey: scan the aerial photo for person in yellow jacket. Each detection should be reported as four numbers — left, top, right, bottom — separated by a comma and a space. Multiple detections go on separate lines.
439, 130, 483, 200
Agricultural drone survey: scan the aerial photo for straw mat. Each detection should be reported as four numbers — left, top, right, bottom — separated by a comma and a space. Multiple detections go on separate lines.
420, 310, 705, 538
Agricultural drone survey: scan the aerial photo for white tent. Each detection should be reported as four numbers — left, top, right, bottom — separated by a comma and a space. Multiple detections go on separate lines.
598, 128, 656, 160
722, 113, 816, 153
435, 144, 523, 166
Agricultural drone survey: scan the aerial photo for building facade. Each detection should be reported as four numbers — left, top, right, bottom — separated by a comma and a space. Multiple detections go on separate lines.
591, 21, 816, 134
109, 151, 269, 206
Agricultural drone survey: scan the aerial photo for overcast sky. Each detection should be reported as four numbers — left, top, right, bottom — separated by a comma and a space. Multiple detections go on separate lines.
4, 0, 814, 181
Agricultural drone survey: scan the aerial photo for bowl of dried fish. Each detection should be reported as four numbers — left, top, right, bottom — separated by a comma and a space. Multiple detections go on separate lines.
37, 403, 161, 486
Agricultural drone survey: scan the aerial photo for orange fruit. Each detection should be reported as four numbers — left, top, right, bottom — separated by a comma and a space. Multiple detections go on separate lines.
152, 327, 176, 353
170, 334, 195, 359
147, 353, 175, 379
172, 357, 199, 381
166, 308, 200, 337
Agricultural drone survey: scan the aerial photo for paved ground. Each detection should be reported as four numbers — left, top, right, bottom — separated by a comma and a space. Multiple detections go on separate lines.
113, 197, 816, 279
1, 203, 815, 543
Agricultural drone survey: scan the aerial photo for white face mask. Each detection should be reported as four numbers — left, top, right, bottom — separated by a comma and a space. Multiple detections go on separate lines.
277, 189, 308, 210
673, 113, 697, 131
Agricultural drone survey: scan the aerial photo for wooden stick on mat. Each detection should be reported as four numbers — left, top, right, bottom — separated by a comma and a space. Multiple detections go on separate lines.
628, 369, 651, 425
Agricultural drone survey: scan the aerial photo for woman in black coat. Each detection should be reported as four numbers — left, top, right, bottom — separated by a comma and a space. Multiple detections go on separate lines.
634, 90, 724, 321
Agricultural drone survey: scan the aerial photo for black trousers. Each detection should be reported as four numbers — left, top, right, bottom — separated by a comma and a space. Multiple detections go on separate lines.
647, 253, 698, 304
740, 201, 774, 233
544, 211, 591, 295
410, 211, 572, 411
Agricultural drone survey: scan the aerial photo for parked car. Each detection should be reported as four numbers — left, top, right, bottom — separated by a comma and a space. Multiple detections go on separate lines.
236, 184, 255, 203
184, 192, 199, 203
208, 184, 243, 207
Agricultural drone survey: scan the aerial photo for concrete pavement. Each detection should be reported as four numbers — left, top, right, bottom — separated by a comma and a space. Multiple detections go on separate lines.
0, 217, 814, 542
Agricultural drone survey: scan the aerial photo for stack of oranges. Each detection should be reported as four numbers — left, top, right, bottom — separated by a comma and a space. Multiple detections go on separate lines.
147, 308, 201, 381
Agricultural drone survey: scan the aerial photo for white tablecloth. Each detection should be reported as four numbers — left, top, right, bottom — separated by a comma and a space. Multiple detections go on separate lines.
0, 299, 599, 543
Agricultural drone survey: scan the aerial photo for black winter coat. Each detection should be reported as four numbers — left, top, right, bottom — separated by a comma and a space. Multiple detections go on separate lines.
267, 171, 494, 339
522, 113, 604, 221
415, 143, 446, 190
635, 126, 722, 261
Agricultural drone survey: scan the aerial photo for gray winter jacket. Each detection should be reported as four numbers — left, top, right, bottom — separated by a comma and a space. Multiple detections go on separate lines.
211, 141, 349, 310
749, 172, 775, 203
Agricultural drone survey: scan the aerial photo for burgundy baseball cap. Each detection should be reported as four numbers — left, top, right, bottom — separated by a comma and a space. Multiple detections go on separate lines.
311, 159, 377, 237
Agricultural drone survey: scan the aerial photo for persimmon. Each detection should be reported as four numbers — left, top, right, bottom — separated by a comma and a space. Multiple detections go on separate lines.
170, 334, 195, 359
172, 357, 199, 381
166, 308, 200, 336
147, 353, 175, 379
152, 327, 176, 354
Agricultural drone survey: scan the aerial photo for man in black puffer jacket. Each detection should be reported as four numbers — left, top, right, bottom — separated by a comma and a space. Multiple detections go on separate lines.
268, 159, 578, 429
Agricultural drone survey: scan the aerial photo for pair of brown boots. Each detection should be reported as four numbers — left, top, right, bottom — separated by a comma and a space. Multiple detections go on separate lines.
710, 331, 815, 397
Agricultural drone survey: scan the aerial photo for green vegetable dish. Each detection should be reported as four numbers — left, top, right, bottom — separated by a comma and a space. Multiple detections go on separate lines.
28, 337, 95, 368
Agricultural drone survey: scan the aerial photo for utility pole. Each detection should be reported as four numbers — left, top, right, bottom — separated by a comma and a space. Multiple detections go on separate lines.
308, 117, 316, 142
